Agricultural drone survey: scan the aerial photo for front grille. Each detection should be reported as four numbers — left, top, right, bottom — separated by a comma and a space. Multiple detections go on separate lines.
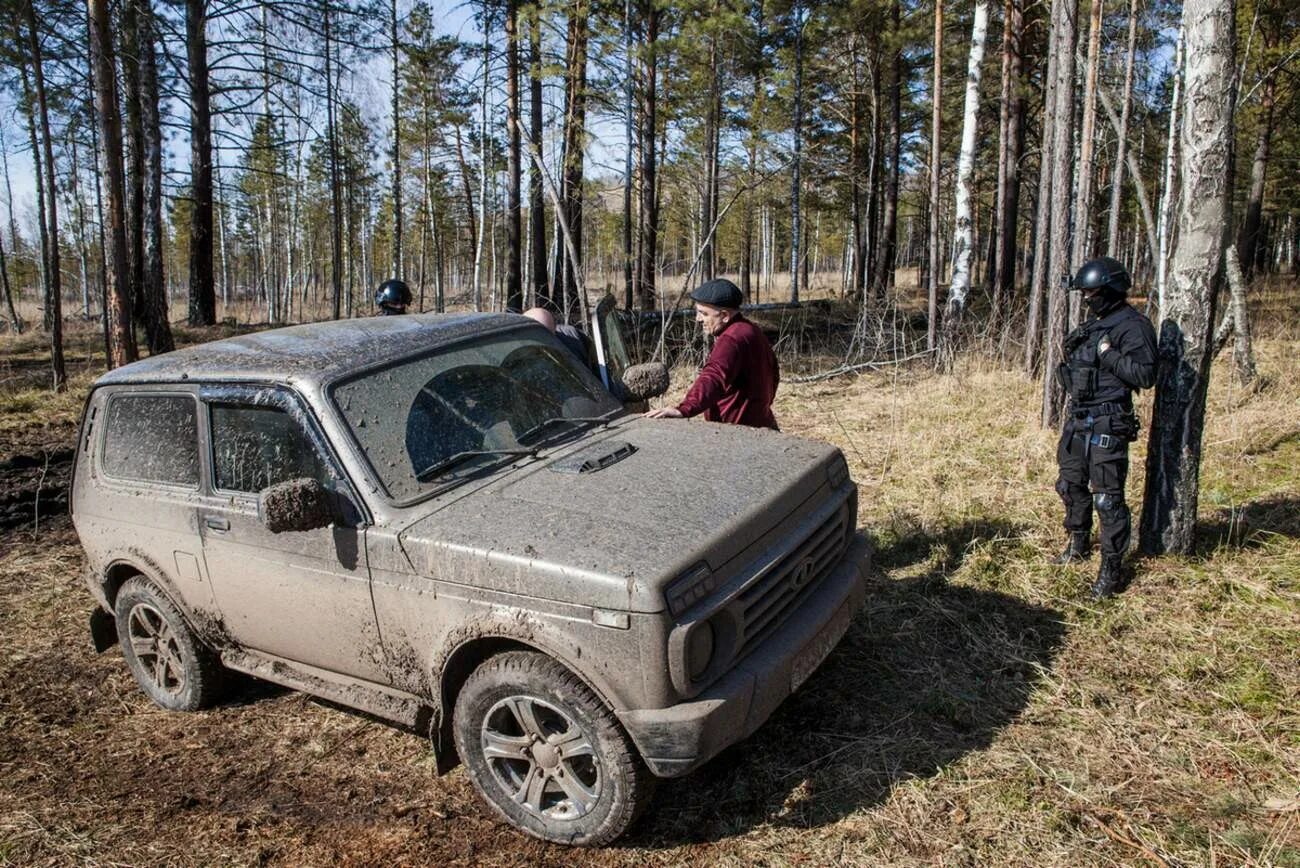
733, 502, 849, 658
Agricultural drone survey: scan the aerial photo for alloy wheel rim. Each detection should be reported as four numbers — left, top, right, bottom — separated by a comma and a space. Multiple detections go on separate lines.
480, 695, 601, 821
126, 603, 186, 697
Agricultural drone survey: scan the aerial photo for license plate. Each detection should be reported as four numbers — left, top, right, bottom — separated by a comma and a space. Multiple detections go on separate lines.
791, 607, 851, 692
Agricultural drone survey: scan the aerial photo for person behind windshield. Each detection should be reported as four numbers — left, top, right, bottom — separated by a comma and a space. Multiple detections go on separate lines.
522, 306, 593, 369
644, 278, 779, 430
375, 278, 412, 315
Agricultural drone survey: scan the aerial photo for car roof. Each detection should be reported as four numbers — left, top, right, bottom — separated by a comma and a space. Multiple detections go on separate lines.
95, 312, 532, 389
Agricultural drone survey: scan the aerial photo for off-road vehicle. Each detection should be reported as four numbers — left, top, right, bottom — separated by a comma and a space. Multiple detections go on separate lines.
70, 300, 869, 845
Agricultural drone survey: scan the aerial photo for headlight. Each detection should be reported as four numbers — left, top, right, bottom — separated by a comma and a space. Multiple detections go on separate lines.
686, 621, 715, 680
666, 563, 716, 616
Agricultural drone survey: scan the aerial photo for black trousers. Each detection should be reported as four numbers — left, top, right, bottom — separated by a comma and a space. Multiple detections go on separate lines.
1055, 413, 1132, 556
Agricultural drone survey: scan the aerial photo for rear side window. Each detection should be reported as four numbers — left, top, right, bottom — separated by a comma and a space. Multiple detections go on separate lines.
210, 403, 328, 494
101, 394, 200, 486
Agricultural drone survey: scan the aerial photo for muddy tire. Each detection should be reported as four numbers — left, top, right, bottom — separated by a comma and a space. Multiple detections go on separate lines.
453, 651, 654, 846
114, 576, 221, 711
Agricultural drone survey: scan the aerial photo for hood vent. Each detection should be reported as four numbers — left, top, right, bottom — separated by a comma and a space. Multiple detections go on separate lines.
548, 440, 637, 475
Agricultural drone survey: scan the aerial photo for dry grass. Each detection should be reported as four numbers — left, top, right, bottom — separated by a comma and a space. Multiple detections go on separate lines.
0, 307, 1297, 865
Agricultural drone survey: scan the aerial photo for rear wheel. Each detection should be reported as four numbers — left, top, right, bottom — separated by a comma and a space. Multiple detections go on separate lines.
452, 651, 654, 846
114, 576, 221, 711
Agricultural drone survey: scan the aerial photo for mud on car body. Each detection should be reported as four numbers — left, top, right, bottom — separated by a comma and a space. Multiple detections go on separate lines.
70, 306, 871, 846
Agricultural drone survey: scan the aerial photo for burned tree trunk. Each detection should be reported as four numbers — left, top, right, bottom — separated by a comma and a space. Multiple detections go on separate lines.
1139, 0, 1235, 556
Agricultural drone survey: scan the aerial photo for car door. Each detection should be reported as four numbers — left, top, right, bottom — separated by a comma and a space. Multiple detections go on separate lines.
196, 384, 384, 681
590, 292, 636, 401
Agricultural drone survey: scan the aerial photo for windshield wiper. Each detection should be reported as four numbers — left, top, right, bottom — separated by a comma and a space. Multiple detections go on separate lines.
416, 448, 538, 481
518, 409, 625, 444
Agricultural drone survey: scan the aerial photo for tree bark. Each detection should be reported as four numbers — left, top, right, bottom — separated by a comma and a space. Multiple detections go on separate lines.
940, 0, 989, 362
1105, 0, 1138, 255
872, 0, 902, 300
1236, 70, 1273, 280
927, 0, 942, 352
1212, 243, 1257, 383
1070, 0, 1103, 274
1155, 25, 1184, 312
1039, 0, 1077, 428
1139, 0, 1235, 556
789, 0, 804, 304
91, 0, 139, 363
505, 0, 522, 311
636, 0, 658, 311
324, 3, 344, 320
23, 0, 65, 387
1025, 21, 1060, 376
138, 0, 173, 352
122, 0, 147, 330
991, 0, 1023, 327
391, 0, 403, 278
528, 11, 548, 309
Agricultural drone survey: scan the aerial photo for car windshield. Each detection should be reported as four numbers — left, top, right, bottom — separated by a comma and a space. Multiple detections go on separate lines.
331, 328, 622, 502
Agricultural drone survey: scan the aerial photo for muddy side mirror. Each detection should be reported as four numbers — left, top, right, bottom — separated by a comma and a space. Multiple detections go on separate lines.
619, 362, 670, 402
258, 477, 335, 534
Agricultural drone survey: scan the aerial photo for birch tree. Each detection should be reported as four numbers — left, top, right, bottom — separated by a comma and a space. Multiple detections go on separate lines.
939, 0, 989, 358
1139, 0, 1236, 555
927, 0, 942, 351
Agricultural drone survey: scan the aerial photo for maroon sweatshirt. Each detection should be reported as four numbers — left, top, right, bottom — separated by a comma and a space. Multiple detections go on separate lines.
676, 315, 779, 429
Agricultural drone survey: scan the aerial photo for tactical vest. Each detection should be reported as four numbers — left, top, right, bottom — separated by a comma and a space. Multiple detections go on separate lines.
1055, 306, 1133, 406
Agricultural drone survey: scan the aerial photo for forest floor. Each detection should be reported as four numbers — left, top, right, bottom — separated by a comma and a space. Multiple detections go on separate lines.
0, 299, 1297, 866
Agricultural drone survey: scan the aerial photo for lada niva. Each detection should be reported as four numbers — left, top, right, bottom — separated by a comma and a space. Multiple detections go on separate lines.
70, 303, 870, 845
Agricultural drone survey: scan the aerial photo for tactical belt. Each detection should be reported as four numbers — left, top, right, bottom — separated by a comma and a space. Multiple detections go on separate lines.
1088, 433, 1121, 449
1071, 401, 1131, 418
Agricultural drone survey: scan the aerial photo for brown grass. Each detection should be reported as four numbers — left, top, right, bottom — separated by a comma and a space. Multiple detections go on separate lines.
0, 304, 1297, 865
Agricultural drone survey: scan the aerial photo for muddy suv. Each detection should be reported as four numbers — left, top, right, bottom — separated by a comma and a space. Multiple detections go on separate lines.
70, 306, 869, 846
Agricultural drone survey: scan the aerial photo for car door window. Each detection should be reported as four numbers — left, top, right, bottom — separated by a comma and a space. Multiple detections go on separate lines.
210, 403, 329, 494
101, 394, 199, 487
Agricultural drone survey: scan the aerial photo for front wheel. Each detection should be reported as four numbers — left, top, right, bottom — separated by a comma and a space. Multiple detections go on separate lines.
452, 651, 654, 846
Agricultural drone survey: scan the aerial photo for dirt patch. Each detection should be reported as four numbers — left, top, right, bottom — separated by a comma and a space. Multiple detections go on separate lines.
0, 450, 74, 530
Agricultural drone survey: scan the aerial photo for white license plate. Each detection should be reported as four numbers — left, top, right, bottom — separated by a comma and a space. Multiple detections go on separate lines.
791, 607, 851, 692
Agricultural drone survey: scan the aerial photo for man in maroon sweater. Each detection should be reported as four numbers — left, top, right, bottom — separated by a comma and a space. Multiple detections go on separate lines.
645, 279, 779, 429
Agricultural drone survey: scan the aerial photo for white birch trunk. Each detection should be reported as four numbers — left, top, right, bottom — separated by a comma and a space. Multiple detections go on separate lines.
944, 0, 989, 316
1139, 0, 1235, 555
1155, 24, 1184, 313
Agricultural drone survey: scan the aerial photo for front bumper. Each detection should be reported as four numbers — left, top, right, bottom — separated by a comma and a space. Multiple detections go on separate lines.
618, 533, 870, 777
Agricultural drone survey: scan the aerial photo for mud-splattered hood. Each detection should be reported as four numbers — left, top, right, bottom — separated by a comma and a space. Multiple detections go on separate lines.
395, 419, 843, 613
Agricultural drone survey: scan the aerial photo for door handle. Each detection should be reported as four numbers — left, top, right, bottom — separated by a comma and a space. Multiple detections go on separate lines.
205, 516, 230, 532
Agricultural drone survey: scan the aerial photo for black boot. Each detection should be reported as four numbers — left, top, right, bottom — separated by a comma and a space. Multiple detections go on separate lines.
1091, 554, 1128, 598
1053, 532, 1092, 564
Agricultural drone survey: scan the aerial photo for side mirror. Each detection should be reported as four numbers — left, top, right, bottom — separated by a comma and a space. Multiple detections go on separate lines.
618, 362, 670, 402
258, 477, 335, 534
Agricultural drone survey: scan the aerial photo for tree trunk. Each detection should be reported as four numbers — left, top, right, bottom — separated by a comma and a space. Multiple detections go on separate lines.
927, 1, 942, 351
122, 0, 147, 331
472, 21, 490, 312
1212, 243, 1257, 383
559, 0, 589, 322
138, 0, 173, 352
528, 11, 548, 309
1236, 70, 1273, 281
22, 0, 64, 387
637, 0, 658, 311
91, 0, 139, 364
621, 0, 634, 309
992, 0, 1023, 327
789, 0, 804, 304
1025, 22, 1060, 376
1155, 25, 1184, 312
504, 0, 522, 311
1070, 0, 1103, 274
872, 0, 902, 300
1105, 0, 1138, 255
940, 0, 989, 361
324, 5, 343, 320
1039, 0, 1077, 428
391, 0, 403, 277
1139, 0, 1235, 556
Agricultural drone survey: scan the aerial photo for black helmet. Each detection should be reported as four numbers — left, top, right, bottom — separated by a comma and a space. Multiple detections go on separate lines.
1070, 256, 1131, 296
375, 278, 412, 314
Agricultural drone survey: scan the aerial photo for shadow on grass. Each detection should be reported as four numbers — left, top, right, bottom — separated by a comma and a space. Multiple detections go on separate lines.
1195, 495, 1300, 554
625, 523, 1065, 848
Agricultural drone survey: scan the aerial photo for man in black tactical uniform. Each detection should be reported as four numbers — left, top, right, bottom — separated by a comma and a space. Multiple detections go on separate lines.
1054, 256, 1157, 598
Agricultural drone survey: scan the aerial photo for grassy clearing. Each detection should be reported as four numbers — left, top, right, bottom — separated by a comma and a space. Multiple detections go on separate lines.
0, 312, 1297, 865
